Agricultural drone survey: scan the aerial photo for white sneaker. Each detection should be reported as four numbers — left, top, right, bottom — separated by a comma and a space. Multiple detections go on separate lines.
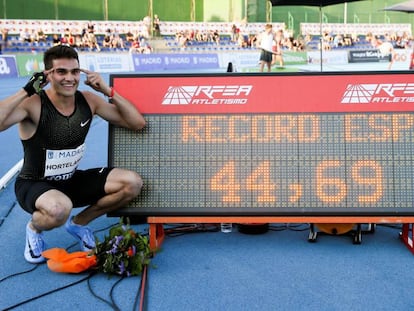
24, 221, 46, 264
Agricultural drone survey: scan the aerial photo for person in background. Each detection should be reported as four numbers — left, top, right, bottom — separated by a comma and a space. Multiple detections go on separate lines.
1, 28, 9, 52
368, 34, 395, 70
271, 29, 284, 68
153, 14, 161, 37
256, 23, 277, 72
0, 45, 146, 264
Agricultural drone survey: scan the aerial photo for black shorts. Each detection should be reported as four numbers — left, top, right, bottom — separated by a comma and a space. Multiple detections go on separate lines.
260, 49, 273, 63
15, 167, 113, 214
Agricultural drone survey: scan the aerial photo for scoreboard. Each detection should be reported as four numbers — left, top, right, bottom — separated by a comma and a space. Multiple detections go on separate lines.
109, 72, 414, 216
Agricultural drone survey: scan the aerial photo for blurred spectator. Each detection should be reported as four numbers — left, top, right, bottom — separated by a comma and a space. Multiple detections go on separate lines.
153, 14, 161, 37
36, 28, 47, 42
111, 31, 125, 49
87, 21, 95, 34
394, 32, 411, 49
129, 38, 141, 53
19, 28, 31, 42
83, 31, 100, 51
367, 33, 395, 70
52, 34, 61, 46
139, 37, 152, 53
1, 28, 9, 50
272, 29, 284, 67
125, 31, 135, 42
176, 31, 190, 50
143, 15, 151, 37
247, 34, 257, 48
320, 31, 333, 50
74, 34, 84, 49
211, 30, 220, 45
333, 34, 344, 48
103, 29, 113, 48
231, 24, 239, 43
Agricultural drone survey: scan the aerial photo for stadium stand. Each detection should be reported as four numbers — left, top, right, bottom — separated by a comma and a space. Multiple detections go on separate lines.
0, 19, 412, 54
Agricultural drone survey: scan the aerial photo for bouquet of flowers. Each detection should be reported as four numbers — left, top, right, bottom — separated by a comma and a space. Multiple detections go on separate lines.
94, 218, 152, 277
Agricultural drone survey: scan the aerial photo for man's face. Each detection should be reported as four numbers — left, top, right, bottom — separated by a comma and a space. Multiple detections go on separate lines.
48, 58, 80, 97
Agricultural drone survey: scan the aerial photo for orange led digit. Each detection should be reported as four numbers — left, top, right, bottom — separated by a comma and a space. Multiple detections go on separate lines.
245, 161, 276, 203
210, 161, 241, 203
316, 160, 347, 204
352, 160, 383, 203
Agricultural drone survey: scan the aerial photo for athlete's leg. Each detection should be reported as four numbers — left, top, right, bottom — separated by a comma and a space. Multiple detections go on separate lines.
266, 61, 272, 72
259, 60, 265, 72
31, 189, 73, 232
73, 168, 143, 225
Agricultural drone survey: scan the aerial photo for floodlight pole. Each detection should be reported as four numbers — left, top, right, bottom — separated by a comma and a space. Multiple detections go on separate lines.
103, 0, 108, 20
148, 0, 153, 36
54, 0, 59, 20
3, 0, 6, 19
319, 5, 323, 71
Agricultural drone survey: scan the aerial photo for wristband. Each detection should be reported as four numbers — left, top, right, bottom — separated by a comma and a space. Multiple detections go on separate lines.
108, 87, 115, 99
23, 72, 46, 96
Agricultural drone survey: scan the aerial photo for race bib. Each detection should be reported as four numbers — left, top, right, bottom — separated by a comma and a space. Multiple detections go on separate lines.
44, 143, 86, 180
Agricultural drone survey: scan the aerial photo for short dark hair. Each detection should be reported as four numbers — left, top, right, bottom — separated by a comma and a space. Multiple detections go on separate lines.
43, 45, 79, 70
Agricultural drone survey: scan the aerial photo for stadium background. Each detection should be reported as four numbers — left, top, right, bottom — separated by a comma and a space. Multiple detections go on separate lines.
0, 0, 413, 36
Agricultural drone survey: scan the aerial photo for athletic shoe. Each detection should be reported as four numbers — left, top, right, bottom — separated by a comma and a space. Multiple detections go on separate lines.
24, 221, 46, 264
65, 217, 96, 252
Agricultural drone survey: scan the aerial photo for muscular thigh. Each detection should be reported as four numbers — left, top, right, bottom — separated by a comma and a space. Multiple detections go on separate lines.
62, 167, 113, 207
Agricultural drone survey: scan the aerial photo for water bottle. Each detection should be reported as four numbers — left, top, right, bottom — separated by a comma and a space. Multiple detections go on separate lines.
220, 223, 233, 233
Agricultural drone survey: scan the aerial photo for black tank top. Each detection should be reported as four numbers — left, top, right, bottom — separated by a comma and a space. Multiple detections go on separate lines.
19, 91, 93, 181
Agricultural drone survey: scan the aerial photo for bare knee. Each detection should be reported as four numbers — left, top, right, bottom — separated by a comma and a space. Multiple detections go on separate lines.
123, 171, 143, 200
34, 193, 72, 229
106, 169, 143, 202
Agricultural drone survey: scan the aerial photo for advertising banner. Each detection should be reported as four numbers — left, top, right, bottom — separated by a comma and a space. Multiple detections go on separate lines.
219, 51, 307, 71
349, 49, 390, 63
0, 55, 18, 78
132, 53, 219, 71
16, 54, 44, 77
79, 53, 132, 73
307, 50, 348, 65
112, 72, 414, 114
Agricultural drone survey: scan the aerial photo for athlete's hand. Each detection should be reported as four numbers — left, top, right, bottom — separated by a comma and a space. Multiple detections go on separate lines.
23, 71, 48, 96
81, 69, 111, 97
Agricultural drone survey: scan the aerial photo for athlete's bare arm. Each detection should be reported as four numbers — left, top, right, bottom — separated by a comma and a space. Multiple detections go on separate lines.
80, 69, 146, 131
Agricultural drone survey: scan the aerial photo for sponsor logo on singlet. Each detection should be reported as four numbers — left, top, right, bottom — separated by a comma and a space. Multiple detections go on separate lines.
44, 143, 86, 181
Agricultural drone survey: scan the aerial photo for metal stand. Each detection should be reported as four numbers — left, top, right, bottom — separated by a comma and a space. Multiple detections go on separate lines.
308, 223, 376, 244
400, 224, 414, 254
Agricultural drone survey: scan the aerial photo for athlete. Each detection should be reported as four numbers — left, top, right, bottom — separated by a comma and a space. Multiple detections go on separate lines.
0, 45, 146, 263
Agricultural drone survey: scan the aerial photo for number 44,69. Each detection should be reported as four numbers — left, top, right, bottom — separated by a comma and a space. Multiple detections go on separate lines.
210, 160, 383, 205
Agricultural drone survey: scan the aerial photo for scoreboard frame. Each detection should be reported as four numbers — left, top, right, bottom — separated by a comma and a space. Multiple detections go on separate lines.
108, 71, 414, 218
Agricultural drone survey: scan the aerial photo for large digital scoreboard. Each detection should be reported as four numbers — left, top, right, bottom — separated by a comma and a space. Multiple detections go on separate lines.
108, 72, 414, 217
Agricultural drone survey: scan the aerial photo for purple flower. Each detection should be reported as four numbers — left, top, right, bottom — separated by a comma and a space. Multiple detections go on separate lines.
118, 261, 126, 275
114, 235, 123, 245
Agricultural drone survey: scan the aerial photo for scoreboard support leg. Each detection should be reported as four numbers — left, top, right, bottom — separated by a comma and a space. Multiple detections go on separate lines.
400, 224, 414, 254
149, 223, 165, 252
147, 217, 414, 254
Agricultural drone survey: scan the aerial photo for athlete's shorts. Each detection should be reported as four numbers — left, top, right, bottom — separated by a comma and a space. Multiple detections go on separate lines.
260, 49, 273, 63
15, 167, 113, 214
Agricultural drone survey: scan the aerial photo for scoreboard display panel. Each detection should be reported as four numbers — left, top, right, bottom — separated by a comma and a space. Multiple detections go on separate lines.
109, 72, 414, 216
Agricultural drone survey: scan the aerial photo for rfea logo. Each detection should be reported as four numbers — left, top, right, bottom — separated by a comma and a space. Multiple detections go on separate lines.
162, 85, 252, 105
342, 83, 414, 103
